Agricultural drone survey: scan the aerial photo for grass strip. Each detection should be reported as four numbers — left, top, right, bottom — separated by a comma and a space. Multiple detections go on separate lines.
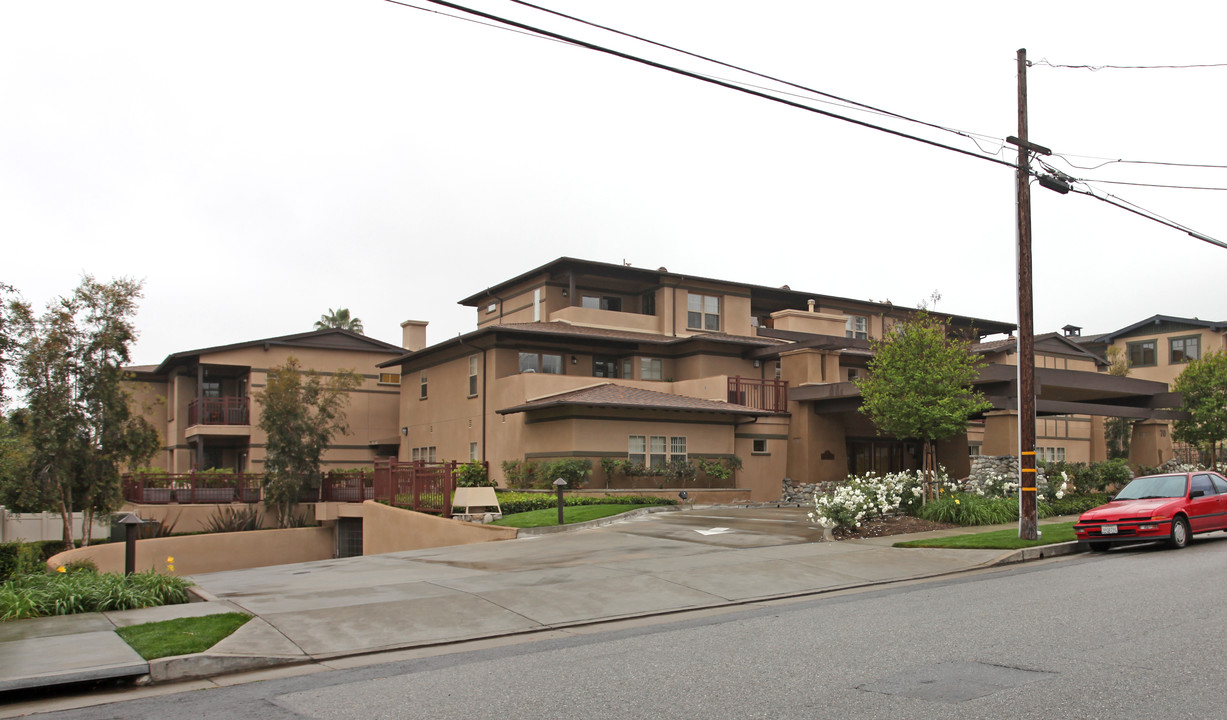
116, 612, 251, 660
491, 504, 649, 528
892, 522, 1077, 549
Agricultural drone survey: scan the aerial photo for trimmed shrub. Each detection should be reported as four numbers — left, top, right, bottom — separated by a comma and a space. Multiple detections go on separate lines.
204, 505, 263, 534
495, 492, 675, 516
0, 570, 191, 621
456, 462, 495, 488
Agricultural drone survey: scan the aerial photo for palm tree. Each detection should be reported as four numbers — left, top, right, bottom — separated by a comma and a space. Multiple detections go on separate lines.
314, 307, 364, 334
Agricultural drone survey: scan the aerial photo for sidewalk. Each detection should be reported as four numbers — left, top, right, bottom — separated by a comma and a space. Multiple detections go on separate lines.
0, 509, 1083, 695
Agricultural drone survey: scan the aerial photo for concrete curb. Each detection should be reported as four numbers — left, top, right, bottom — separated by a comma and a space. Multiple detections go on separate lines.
989, 540, 1086, 566
515, 504, 679, 536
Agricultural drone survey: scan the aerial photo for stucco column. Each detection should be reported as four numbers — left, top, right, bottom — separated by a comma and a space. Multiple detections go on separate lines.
981, 411, 1018, 457
1129, 420, 1174, 471
1088, 415, 1107, 463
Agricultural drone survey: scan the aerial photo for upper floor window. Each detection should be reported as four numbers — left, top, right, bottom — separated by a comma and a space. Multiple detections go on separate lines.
467, 356, 479, 396
1170, 335, 1200, 364
641, 357, 663, 381
845, 315, 868, 339
593, 355, 620, 378
202, 381, 222, 398
419, 372, 428, 399
582, 295, 622, 312
1127, 339, 1157, 367
485, 302, 498, 314
641, 291, 656, 316
519, 352, 563, 374
687, 294, 720, 331
378, 372, 400, 385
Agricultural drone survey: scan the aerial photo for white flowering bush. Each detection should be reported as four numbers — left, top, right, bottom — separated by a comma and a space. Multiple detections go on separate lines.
810, 469, 947, 531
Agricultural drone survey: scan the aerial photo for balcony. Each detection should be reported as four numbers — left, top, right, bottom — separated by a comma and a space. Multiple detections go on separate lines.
188, 396, 250, 427
727, 376, 788, 413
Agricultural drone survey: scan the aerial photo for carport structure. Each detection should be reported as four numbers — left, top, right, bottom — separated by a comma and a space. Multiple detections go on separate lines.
790, 364, 1188, 478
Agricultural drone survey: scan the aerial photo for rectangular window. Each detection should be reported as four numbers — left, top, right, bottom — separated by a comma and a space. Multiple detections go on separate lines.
641, 291, 656, 316
670, 436, 687, 462
649, 436, 668, 468
468, 356, 479, 396
752, 438, 768, 454
582, 295, 622, 311
593, 355, 620, 378
641, 357, 663, 381
202, 381, 222, 398
378, 372, 400, 385
419, 372, 428, 399
468, 442, 478, 461
845, 315, 868, 339
1127, 340, 1157, 367
533, 288, 542, 322
847, 368, 859, 381
413, 446, 437, 463
519, 352, 564, 374
968, 444, 982, 457
628, 435, 646, 466
486, 302, 497, 314
1170, 335, 1200, 364
621, 358, 634, 380
687, 294, 720, 331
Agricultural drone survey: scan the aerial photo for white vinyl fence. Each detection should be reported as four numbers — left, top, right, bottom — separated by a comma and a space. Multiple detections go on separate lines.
0, 507, 113, 543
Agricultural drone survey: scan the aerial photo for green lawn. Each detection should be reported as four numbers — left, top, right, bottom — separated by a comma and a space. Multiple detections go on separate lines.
116, 612, 251, 660
892, 522, 1077, 550
490, 504, 649, 528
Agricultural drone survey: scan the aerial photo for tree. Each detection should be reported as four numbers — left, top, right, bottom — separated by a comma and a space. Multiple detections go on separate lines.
313, 307, 363, 334
7, 277, 159, 548
0, 282, 23, 408
255, 356, 361, 527
855, 312, 991, 500
1173, 349, 1227, 469
1102, 347, 1133, 459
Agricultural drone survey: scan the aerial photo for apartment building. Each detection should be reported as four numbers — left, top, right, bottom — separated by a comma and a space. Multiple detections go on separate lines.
125, 329, 405, 473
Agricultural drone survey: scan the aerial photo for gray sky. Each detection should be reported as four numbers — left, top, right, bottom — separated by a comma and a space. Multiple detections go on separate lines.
3, 0, 1225, 365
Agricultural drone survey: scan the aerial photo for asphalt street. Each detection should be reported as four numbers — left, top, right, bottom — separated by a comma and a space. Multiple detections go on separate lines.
16, 533, 1227, 720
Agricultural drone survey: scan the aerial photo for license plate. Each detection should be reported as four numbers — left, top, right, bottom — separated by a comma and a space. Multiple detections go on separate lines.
1100, 525, 1118, 535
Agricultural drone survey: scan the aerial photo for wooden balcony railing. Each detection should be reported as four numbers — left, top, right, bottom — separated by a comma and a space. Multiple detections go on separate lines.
727, 376, 788, 413
188, 396, 249, 426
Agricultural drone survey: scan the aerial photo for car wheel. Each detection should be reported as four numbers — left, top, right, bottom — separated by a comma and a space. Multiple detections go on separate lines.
1089, 541, 1110, 552
1169, 516, 1190, 549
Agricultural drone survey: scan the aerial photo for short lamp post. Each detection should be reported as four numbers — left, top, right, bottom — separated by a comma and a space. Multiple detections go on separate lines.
117, 513, 146, 576
553, 478, 567, 525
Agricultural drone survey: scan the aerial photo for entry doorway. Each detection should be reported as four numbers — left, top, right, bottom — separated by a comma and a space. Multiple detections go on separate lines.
846, 438, 922, 476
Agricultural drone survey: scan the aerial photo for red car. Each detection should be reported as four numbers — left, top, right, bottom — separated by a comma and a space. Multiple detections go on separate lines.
1074, 471, 1227, 551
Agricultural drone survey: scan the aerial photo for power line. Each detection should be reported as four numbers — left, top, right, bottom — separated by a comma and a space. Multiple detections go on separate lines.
502, 0, 1007, 154
1051, 153, 1227, 171
385, 0, 1021, 170
1072, 178, 1227, 191
1031, 58, 1227, 71
1067, 185, 1226, 249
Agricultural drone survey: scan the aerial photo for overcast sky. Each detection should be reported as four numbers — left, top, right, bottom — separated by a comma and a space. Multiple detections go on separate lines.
3, 0, 1225, 365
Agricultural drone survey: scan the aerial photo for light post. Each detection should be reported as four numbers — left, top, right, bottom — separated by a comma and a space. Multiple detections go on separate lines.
117, 513, 146, 575
553, 478, 567, 525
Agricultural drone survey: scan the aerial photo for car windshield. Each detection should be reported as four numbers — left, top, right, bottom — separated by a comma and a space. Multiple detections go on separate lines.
1115, 474, 1187, 501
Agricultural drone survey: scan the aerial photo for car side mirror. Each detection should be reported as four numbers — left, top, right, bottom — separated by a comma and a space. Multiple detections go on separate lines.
1191, 490, 1206, 498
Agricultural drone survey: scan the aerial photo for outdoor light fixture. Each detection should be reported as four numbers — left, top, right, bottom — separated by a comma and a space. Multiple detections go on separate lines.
553, 478, 567, 524
571, 355, 577, 364
400, 427, 408, 436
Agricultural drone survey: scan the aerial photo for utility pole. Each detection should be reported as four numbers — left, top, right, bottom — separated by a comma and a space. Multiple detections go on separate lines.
1013, 48, 1039, 540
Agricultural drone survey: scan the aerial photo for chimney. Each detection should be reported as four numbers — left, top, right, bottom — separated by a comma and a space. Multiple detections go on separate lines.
400, 320, 428, 352
807, 299, 816, 313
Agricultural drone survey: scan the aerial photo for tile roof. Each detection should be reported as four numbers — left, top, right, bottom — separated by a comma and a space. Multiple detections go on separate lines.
497, 382, 779, 416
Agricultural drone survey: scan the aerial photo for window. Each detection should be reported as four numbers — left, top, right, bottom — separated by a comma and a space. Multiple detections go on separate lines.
752, 438, 768, 454
1170, 335, 1200, 364
468, 442, 479, 462
486, 302, 497, 314
845, 315, 868, 339
419, 372, 428, 399
519, 352, 563, 374
629, 435, 686, 467
202, 381, 222, 398
533, 288, 542, 322
628, 435, 646, 466
641, 291, 656, 316
378, 372, 400, 385
687, 294, 720, 331
968, 444, 982, 457
847, 368, 860, 381
1127, 340, 1157, 367
593, 355, 620, 378
468, 356, 479, 396
1037, 447, 1066, 463
649, 436, 668, 468
641, 357, 663, 381
581, 295, 622, 311
621, 358, 634, 379
411, 446, 437, 463
1192, 474, 1216, 496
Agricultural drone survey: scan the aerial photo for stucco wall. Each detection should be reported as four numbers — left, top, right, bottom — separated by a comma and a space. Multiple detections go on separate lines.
47, 526, 334, 576
358, 501, 516, 555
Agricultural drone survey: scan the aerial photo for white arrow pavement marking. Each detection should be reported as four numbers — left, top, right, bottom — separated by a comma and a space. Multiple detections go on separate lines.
695, 527, 734, 535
